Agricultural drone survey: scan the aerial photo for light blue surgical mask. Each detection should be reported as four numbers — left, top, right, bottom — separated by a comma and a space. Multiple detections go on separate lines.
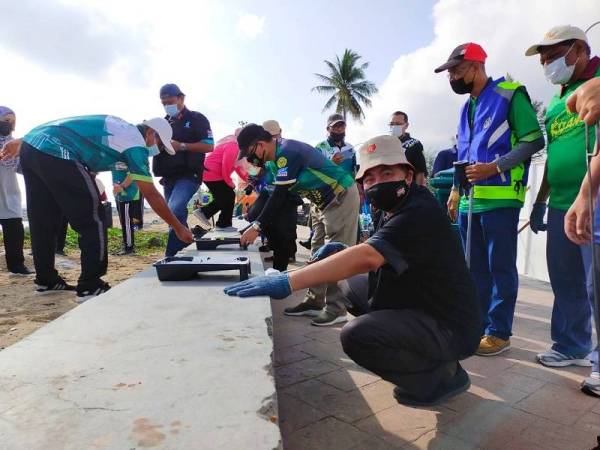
247, 165, 261, 177
147, 144, 160, 157
164, 104, 179, 117
544, 45, 578, 85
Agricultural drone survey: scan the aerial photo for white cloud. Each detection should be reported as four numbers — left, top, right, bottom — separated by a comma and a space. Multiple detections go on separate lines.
351, 0, 600, 155
236, 14, 266, 39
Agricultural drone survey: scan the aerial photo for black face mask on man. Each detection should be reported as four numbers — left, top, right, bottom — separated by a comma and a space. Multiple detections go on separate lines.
365, 180, 410, 211
0, 121, 13, 136
450, 77, 474, 95
330, 132, 345, 143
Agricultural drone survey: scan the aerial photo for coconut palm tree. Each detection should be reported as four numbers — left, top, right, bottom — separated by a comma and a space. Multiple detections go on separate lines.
312, 49, 378, 122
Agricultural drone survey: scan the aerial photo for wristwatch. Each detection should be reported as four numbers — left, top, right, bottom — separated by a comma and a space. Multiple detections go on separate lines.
251, 221, 261, 232
180, 142, 188, 151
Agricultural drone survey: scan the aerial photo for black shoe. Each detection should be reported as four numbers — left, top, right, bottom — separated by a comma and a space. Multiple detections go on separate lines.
298, 239, 311, 250
393, 364, 470, 407
116, 248, 135, 256
258, 245, 271, 253
76, 281, 111, 304
264, 255, 274, 262
35, 278, 76, 295
283, 302, 322, 317
9, 265, 35, 276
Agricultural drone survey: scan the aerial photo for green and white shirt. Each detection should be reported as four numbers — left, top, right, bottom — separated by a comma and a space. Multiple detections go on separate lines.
23, 115, 153, 183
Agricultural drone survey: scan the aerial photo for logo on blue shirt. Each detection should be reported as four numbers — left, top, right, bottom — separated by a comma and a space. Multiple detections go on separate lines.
184, 121, 191, 128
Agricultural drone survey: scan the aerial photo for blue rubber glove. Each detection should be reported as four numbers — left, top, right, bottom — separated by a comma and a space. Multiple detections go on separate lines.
530, 202, 547, 234
310, 242, 348, 262
224, 273, 292, 299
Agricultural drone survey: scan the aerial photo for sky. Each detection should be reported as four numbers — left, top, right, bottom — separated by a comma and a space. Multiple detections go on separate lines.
1, 0, 599, 204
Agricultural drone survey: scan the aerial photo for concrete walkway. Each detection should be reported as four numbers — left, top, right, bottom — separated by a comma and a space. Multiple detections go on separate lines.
0, 242, 280, 450
272, 251, 600, 449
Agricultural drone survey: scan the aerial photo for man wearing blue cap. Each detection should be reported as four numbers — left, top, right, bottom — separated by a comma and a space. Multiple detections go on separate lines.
154, 83, 214, 256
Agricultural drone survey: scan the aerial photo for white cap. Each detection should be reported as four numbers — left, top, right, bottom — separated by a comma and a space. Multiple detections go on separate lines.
355, 135, 413, 180
142, 117, 175, 155
525, 25, 587, 56
262, 119, 282, 136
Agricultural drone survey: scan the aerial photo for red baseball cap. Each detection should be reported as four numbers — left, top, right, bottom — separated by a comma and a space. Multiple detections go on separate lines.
434, 43, 487, 73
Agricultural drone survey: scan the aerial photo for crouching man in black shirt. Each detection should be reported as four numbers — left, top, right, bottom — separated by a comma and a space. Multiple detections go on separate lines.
224, 135, 482, 406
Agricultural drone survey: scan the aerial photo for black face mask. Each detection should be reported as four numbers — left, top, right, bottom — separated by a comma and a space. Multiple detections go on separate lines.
329, 132, 345, 143
0, 121, 12, 136
450, 77, 474, 95
365, 180, 410, 212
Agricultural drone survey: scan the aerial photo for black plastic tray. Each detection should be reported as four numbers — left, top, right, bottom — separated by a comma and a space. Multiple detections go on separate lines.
153, 256, 251, 282
195, 236, 248, 250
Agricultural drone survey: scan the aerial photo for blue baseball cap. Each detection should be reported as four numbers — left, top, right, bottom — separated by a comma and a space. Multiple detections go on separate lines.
159, 83, 184, 99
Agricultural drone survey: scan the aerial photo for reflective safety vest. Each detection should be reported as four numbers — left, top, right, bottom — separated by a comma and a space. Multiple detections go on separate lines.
457, 77, 529, 202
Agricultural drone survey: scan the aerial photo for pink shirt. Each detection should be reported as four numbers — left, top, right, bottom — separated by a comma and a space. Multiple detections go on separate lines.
203, 135, 247, 187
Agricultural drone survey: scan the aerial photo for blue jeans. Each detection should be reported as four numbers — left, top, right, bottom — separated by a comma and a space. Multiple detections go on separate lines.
459, 207, 519, 340
163, 177, 200, 257
547, 207, 594, 359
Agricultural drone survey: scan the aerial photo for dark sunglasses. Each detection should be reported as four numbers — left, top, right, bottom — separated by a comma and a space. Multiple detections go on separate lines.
246, 143, 265, 167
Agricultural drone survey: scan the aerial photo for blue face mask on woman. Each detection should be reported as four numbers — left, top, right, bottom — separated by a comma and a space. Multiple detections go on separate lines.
164, 104, 180, 117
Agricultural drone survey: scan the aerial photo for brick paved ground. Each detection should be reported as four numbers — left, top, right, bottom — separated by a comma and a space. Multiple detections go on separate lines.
271, 248, 600, 450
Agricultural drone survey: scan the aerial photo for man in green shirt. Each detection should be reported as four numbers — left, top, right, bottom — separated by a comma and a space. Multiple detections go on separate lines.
526, 25, 600, 368
0, 115, 194, 302
438, 43, 544, 356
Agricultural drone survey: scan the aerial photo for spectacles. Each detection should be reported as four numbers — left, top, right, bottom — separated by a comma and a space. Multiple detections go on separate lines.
246, 143, 264, 167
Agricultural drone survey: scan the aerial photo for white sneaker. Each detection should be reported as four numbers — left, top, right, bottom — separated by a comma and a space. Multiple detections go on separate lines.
581, 372, 600, 397
192, 209, 213, 230
536, 349, 592, 367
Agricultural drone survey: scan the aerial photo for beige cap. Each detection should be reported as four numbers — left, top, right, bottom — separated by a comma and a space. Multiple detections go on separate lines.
525, 25, 587, 56
262, 119, 282, 136
355, 135, 414, 180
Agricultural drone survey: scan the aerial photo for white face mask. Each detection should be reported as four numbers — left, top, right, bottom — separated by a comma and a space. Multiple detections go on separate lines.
147, 144, 160, 157
390, 124, 406, 137
544, 44, 578, 85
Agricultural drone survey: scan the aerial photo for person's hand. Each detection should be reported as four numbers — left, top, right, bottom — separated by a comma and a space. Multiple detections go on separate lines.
171, 140, 183, 152
529, 202, 547, 234
447, 188, 460, 223
0, 139, 22, 161
113, 184, 124, 195
566, 77, 600, 126
240, 227, 260, 247
224, 273, 292, 299
175, 225, 194, 244
565, 193, 592, 245
331, 153, 343, 165
465, 162, 497, 183
309, 242, 347, 263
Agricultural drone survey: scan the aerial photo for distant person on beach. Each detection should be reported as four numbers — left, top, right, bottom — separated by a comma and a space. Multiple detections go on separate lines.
0, 115, 194, 302
0, 106, 33, 276
153, 83, 214, 256
112, 166, 142, 255
389, 111, 428, 186
193, 130, 247, 232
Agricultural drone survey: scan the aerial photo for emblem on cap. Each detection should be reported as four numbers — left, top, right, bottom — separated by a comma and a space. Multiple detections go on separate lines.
367, 144, 377, 154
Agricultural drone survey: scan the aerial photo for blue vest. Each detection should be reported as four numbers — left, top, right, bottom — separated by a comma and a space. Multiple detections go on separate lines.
457, 78, 528, 201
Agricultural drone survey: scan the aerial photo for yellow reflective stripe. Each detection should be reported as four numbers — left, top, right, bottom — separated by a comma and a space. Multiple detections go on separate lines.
472, 165, 525, 201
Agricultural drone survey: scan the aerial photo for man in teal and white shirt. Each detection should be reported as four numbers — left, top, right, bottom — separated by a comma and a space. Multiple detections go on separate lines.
0, 115, 194, 302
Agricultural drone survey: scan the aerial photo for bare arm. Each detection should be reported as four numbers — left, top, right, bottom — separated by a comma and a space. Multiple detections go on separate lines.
135, 180, 193, 243
288, 244, 385, 291
534, 161, 551, 203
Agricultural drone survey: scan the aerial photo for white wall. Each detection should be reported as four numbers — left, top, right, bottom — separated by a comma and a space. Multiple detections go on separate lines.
517, 160, 549, 282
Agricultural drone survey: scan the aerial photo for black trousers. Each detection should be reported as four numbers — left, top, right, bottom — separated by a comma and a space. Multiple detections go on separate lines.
201, 180, 235, 228
20, 143, 108, 290
339, 274, 473, 400
132, 191, 144, 229
56, 215, 68, 253
1, 218, 25, 271
116, 199, 140, 251
265, 200, 297, 271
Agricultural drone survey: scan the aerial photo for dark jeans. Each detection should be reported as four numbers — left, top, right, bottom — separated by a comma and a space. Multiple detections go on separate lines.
201, 180, 235, 228
20, 143, 108, 290
163, 177, 200, 256
338, 275, 475, 400
116, 199, 141, 251
458, 207, 519, 340
1, 218, 25, 271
